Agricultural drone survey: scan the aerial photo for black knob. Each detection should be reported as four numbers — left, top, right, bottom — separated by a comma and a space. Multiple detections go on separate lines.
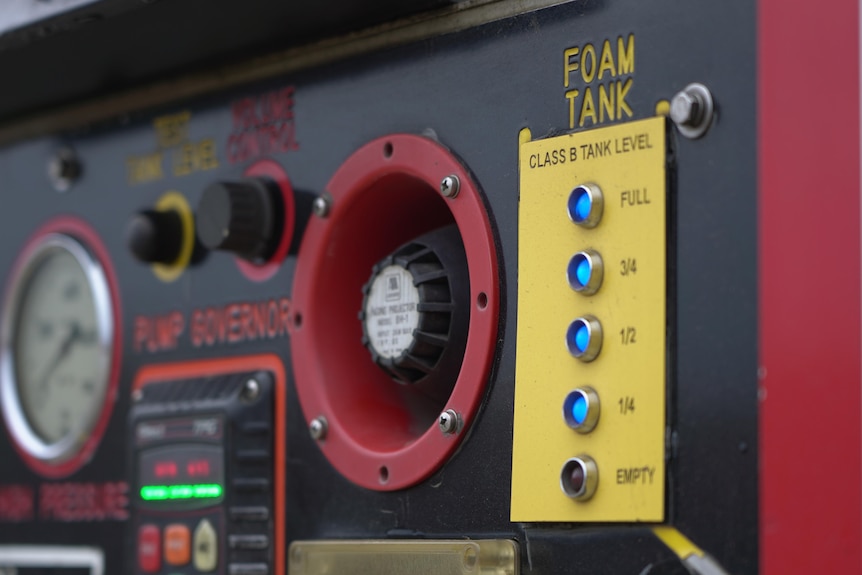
126, 209, 184, 264
196, 178, 283, 262
359, 225, 470, 403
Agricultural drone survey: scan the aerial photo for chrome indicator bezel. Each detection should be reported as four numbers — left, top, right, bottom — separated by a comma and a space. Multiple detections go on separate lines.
0, 233, 114, 465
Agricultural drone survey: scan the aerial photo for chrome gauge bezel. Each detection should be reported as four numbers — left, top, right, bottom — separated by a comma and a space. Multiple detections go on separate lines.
0, 233, 115, 464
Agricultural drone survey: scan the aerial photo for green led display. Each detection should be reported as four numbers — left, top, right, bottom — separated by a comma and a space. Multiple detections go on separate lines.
140, 483, 223, 501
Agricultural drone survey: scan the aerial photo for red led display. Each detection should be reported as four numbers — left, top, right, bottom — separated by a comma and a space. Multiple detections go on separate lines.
186, 460, 210, 478
139, 445, 223, 493
154, 461, 178, 478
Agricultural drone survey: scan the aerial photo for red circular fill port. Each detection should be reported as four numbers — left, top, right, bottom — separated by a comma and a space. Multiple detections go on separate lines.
290, 134, 499, 490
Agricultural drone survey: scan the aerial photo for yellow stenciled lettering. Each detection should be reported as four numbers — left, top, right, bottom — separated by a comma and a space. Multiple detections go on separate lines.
616, 78, 634, 119
566, 89, 580, 129
197, 138, 219, 171
127, 152, 164, 184
581, 43, 596, 83
617, 34, 635, 75
599, 83, 615, 122
173, 139, 220, 177
579, 87, 597, 127
564, 47, 580, 88
153, 111, 191, 149
598, 39, 615, 80
562, 34, 635, 128
173, 143, 195, 177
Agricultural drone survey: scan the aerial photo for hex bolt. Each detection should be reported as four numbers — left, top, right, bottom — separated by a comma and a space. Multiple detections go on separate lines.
241, 378, 261, 401
48, 147, 82, 192
309, 416, 328, 440
670, 92, 699, 125
440, 175, 460, 198
312, 193, 332, 218
438, 409, 461, 435
669, 83, 714, 139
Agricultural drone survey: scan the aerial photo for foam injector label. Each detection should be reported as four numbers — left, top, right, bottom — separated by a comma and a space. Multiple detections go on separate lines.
511, 117, 667, 522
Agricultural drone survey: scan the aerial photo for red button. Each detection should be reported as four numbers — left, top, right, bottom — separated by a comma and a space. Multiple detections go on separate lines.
138, 524, 161, 573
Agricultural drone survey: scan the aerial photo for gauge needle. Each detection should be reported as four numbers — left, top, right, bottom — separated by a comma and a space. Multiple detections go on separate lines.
36, 322, 82, 393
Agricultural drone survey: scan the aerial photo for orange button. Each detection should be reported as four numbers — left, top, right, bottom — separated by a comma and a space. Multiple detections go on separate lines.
164, 523, 191, 566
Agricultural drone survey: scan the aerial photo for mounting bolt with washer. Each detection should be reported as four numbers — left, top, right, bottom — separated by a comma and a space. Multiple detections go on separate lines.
440, 175, 460, 198
438, 409, 461, 435
669, 83, 714, 139
48, 147, 82, 192
309, 416, 328, 440
241, 378, 261, 402
312, 193, 332, 218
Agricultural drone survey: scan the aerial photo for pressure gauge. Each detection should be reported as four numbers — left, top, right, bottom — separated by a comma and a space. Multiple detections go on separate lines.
0, 232, 116, 468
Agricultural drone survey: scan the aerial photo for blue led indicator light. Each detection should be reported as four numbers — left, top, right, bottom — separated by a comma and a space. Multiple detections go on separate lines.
572, 393, 588, 425
574, 192, 591, 222
577, 258, 591, 287
563, 387, 600, 433
567, 184, 603, 228
574, 322, 589, 353
566, 316, 602, 361
568, 251, 603, 295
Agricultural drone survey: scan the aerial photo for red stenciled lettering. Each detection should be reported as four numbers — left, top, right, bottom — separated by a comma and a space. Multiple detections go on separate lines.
259, 92, 277, 125
133, 311, 185, 353
156, 312, 184, 351
266, 300, 279, 338
0, 485, 34, 522
190, 309, 205, 347
252, 301, 268, 340
39, 481, 129, 522
134, 316, 148, 352
279, 122, 299, 152
204, 307, 227, 345
227, 304, 243, 343
280, 298, 291, 336
244, 305, 255, 339
231, 98, 258, 131
188, 298, 291, 347
226, 132, 260, 164
227, 86, 298, 164
280, 87, 295, 120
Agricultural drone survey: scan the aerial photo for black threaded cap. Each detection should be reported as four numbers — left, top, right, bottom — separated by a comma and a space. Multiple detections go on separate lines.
196, 178, 282, 262
126, 209, 184, 264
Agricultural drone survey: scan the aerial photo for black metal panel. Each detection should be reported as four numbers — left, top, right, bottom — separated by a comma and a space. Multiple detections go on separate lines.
0, 0, 464, 122
0, 1, 757, 573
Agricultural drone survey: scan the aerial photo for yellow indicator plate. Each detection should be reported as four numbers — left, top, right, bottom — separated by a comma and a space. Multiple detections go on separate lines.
288, 540, 518, 575
512, 117, 667, 522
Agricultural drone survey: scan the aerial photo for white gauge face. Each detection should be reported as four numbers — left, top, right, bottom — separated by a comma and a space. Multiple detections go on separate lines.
1, 233, 114, 464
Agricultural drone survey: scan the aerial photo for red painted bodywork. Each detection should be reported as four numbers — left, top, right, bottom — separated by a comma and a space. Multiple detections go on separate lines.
759, 0, 862, 571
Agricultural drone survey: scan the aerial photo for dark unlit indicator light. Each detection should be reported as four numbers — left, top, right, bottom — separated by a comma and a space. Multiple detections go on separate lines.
567, 250, 603, 295
566, 316, 602, 362
140, 483, 223, 501
560, 455, 598, 500
563, 387, 600, 433
567, 183, 603, 228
